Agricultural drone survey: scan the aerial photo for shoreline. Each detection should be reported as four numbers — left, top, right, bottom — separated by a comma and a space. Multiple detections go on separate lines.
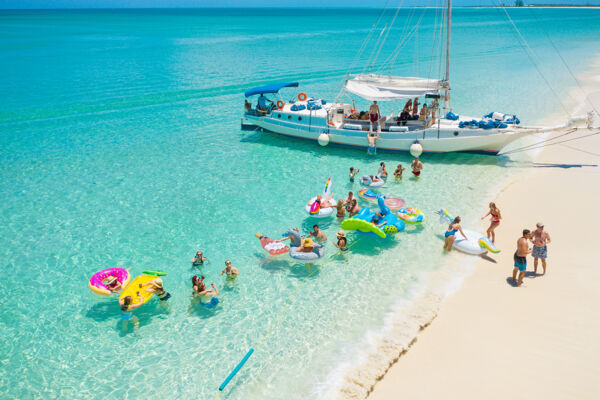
364, 69, 600, 398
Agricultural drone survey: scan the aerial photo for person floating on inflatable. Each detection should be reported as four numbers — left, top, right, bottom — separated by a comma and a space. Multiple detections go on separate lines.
139, 277, 171, 302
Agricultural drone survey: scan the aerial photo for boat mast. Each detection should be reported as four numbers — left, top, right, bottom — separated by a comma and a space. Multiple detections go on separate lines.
444, 0, 452, 112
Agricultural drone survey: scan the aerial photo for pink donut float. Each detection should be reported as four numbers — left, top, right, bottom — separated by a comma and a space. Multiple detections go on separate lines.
89, 267, 130, 295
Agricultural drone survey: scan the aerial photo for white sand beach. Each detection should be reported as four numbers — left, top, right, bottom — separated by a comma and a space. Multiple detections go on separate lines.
367, 92, 600, 399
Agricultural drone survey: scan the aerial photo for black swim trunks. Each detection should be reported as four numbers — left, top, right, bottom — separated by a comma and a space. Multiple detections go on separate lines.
513, 252, 526, 265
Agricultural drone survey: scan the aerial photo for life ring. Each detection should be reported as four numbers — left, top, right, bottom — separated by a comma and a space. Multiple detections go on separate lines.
327, 121, 335, 126
276, 100, 285, 110
298, 92, 307, 101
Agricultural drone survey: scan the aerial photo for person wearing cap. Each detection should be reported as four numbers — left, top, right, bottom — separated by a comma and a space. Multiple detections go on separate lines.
334, 231, 348, 251
140, 277, 171, 301
531, 222, 551, 275
411, 157, 423, 177
308, 224, 327, 243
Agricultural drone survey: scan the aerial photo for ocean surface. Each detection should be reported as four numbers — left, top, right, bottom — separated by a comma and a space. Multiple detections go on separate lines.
1, 7, 599, 400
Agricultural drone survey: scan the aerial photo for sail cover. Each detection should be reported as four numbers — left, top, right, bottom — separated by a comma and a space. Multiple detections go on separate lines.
345, 74, 443, 101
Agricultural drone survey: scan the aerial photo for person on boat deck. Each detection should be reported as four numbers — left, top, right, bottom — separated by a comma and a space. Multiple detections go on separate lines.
220, 260, 239, 279
191, 250, 208, 266
257, 93, 270, 111
347, 199, 360, 217
403, 99, 413, 113
443, 216, 467, 252
244, 99, 252, 111
308, 193, 335, 208
378, 162, 388, 179
412, 97, 420, 117
430, 99, 439, 125
140, 277, 171, 301
419, 103, 428, 121
192, 275, 219, 298
308, 224, 327, 243
411, 157, 423, 177
394, 163, 406, 181
369, 101, 381, 133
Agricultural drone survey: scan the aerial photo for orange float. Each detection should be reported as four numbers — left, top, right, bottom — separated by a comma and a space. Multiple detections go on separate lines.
298, 92, 307, 101
276, 100, 285, 110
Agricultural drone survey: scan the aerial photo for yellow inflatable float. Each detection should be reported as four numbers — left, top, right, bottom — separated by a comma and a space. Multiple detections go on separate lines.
119, 274, 157, 307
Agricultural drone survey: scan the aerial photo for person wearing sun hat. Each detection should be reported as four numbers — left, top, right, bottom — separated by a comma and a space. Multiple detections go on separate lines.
531, 222, 551, 275
334, 231, 348, 251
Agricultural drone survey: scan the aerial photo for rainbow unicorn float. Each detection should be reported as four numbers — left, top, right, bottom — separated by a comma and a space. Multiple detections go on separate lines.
438, 209, 500, 255
342, 195, 405, 238
305, 178, 336, 218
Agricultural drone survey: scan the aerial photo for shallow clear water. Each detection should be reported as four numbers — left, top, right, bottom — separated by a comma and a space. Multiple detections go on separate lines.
1, 7, 599, 399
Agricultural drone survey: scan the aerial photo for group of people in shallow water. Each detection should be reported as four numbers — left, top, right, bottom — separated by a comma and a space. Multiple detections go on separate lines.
441, 202, 551, 288
114, 253, 240, 330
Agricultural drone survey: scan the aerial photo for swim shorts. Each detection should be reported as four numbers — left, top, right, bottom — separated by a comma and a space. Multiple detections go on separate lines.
413, 170, 421, 177
121, 312, 133, 320
513, 252, 527, 271
532, 245, 547, 259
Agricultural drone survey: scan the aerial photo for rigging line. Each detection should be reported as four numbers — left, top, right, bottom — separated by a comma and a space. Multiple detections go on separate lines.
426, 1, 442, 84
499, 130, 600, 156
377, 5, 416, 72
335, 1, 393, 101
494, 1, 572, 117
498, 128, 578, 154
364, 22, 389, 74
370, 4, 404, 72
378, 2, 414, 73
382, 6, 429, 73
525, 7, 600, 116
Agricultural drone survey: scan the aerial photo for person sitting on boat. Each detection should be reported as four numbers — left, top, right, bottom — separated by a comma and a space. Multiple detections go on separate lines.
419, 103, 428, 121
244, 99, 252, 111
403, 99, 413, 113
369, 101, 381, 133
346, 198, 360, 217
257, 93, 271, 112
412, 97, 420, 117
398, 109, 410, 126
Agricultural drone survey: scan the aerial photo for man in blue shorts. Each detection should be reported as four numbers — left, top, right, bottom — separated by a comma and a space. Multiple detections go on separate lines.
513, 229, 532, 287
531, 222, 551, 275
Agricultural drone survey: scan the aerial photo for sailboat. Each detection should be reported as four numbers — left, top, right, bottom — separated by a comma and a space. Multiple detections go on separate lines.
241, 2, 577, 155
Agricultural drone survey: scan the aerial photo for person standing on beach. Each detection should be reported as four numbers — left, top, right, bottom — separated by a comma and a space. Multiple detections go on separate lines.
481, 202, 501, 243
513, 229, 532, 287
531, 222, 551, 275
411, 157, 423, 177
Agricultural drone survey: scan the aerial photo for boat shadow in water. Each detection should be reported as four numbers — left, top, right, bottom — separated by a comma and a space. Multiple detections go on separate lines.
241, 129, 510, 167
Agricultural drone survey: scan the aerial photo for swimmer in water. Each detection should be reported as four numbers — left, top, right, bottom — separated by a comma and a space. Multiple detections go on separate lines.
349, 167, 359, 182
191, 250, 208, 266
334, 231, 348, 251
220, 260, 239, 279
140, 277, 171, 301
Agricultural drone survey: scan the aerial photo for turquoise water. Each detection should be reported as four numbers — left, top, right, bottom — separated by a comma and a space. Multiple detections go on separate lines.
1, 8, 599, 399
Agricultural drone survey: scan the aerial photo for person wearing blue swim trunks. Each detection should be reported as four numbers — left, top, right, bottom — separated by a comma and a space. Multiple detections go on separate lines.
443, 216, 467, 252
513, 229, 533, 287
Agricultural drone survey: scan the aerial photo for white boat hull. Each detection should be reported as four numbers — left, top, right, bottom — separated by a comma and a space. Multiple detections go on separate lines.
242, 113, 537, 155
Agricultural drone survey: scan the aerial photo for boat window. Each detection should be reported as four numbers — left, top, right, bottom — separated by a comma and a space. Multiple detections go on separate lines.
454, 131, 459, 136
288, 115, 292, 120
277, 114, 281, 118
298, 116, 302, 121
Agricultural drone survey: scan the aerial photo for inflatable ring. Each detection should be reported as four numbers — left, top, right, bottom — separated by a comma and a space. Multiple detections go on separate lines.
305, 196, 336, 218
298, 92, 307, 101
276, 100, 285, 110
89, 268, 130, 295
397, 207, 424, 224
290, 245, 325, 263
